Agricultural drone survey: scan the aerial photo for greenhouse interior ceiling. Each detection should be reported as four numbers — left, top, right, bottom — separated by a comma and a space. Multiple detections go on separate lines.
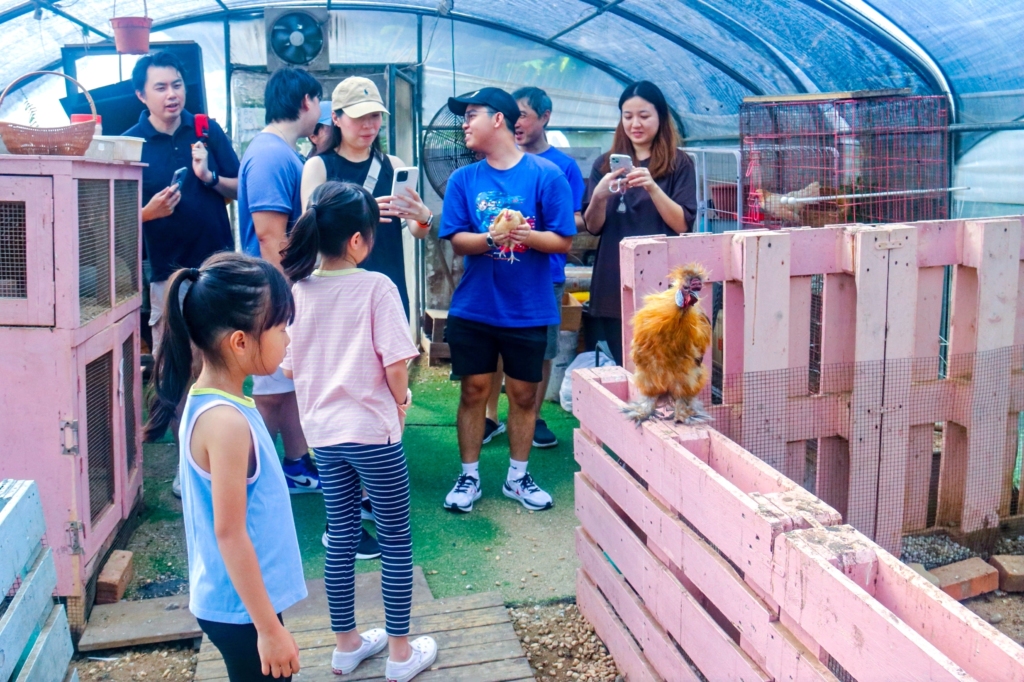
0, 0, 1021, 212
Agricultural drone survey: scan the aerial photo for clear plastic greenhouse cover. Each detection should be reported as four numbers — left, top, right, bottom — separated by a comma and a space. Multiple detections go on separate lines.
0, 0, 1020, 207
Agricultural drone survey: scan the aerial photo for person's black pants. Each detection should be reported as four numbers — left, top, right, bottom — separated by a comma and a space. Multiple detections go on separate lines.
589, 316, 623, 366
197, 614, 290, 682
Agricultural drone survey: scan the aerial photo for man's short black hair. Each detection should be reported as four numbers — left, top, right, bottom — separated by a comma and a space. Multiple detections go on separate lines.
132, 52, 186, 93
264, 68, 323, 125
512, 86, 553, 123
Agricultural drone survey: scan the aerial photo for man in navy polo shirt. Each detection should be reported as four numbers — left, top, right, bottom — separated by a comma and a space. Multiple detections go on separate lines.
125, 51, 239, 355
440, 87, 575, 514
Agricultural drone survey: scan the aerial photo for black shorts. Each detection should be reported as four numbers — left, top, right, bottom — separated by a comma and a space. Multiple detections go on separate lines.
198, 614, 289, 682
446, 316, 547, 383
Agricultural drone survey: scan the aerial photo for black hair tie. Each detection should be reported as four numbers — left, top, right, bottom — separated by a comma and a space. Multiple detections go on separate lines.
188, 268, 200, 280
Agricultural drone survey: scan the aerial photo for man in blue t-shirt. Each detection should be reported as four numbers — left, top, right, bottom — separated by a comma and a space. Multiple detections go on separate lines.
237, 68, 323, 493
440, 88, 576, 514
482, 87, 587, 450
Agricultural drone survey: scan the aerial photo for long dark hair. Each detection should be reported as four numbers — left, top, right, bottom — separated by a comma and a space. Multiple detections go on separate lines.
144, 253, 294, 441
601, 80, 680, 180
281, 181, 380, 282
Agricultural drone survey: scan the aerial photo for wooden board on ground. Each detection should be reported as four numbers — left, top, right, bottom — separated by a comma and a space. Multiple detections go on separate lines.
78, 568, 433, 652
195, 592, 529, 682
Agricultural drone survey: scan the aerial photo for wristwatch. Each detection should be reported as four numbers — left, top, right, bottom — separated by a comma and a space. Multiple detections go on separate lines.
418, 211, 434, 230
202, 170, 219, 188
485, 233, 496, 249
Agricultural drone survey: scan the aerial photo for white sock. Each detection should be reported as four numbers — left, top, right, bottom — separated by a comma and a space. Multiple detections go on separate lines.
507, 459, 528, 482
462, 462, 479, 480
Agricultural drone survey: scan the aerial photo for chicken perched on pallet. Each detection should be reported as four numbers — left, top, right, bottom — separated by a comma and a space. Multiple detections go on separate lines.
623, 263, 713, 425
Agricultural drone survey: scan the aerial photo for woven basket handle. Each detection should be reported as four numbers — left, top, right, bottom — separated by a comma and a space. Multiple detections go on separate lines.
0, 71, 97, 119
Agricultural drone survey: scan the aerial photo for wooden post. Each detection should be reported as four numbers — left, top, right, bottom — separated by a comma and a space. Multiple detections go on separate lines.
620, 237, 669, 372
845, 227, 890, 538
873, 225, 918, 554
958, 219, 1020, 533
785, 276, 813, 482
739, 231, 791, 471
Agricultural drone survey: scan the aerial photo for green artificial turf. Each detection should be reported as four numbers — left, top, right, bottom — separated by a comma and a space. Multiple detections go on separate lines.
133, 366, 582, 604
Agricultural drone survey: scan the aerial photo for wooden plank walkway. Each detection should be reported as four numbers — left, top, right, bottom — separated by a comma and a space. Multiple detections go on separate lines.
193, 591, 534, 682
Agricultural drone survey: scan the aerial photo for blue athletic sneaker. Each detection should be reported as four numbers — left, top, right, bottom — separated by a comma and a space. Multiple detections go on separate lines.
283, 453, 322, 494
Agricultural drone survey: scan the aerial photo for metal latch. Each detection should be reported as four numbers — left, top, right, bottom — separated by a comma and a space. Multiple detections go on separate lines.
874, 241, 905, 250
66, 521, 84, 554
60, 419, 79, 455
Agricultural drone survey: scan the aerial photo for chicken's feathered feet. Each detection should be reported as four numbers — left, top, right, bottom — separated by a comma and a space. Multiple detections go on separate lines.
622, 395, 659, 425
674, 396, 713, 425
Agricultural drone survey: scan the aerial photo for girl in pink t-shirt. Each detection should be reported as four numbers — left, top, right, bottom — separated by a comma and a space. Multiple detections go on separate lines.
279, 182, 433, 682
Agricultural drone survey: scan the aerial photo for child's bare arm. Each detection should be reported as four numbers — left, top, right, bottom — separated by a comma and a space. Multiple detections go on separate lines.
385, 360, 412, 432
198, 407, 301, 678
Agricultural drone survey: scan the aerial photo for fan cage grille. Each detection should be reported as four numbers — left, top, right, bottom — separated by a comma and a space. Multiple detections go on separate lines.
79, 180, 111, 323
0, 201, 27, 299
86, 351, 115, 523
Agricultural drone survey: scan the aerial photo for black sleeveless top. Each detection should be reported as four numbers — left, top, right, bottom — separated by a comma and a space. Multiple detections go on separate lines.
319, 151, 410, 318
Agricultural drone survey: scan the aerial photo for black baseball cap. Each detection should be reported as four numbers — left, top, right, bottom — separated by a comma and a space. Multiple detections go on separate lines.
447, 87, 520, 124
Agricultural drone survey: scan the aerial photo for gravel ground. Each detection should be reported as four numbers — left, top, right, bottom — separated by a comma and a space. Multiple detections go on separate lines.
963, 590, 1024, 646
510, 602, 621, 681
70, 641, 198, 682
900, 534, 977, 569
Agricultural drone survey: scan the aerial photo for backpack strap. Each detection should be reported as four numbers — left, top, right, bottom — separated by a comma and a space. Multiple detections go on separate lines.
363, 155, 382, 193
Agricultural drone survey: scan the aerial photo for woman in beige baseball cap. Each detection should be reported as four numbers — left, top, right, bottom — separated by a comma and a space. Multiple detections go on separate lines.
300, 76, 431, 316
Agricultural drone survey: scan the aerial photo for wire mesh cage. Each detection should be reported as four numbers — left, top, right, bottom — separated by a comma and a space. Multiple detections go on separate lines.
85, 351, 115, 524
79, 179, 112, 323
114, 180, 140, 304
0, 200, 27, 299
740, 94, 951, 228
685, 147, 743, 234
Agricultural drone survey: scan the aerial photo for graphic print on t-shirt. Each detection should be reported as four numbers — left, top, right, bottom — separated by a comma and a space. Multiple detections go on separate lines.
475, 190, 534, 261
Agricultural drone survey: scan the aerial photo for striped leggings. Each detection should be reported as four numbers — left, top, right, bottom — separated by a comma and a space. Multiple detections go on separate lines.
314, 442, 413, 636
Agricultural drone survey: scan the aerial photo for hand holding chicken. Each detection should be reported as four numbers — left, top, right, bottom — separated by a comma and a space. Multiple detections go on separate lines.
489, 209, 531, 261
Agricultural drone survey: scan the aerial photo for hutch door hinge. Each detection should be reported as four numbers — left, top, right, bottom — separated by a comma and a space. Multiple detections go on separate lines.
60, 419, 79, 455
66, 521, 84, 554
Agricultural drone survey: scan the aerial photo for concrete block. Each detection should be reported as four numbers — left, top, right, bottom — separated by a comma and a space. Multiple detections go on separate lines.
929, 557, 998, 601
989, 555, 1024, 592
908, 563, 941, 587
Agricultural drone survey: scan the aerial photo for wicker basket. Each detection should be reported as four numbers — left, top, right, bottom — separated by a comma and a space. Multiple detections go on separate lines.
0, 72, 97, 156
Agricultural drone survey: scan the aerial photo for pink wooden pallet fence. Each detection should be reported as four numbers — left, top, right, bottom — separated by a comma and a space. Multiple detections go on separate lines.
571, 366, 1024, 681
618, 217, 1024, 554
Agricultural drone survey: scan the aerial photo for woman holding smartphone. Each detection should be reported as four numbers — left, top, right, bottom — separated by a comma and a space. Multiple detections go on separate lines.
583, 80, 697, 365
301, 77, 432, 316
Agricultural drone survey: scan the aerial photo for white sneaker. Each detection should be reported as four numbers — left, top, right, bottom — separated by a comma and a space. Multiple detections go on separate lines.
385, 636, 438, 682
171, 472, 181, 499
331, 628, 388, 674
502, 472, 553, 511
443, 474, 481, 513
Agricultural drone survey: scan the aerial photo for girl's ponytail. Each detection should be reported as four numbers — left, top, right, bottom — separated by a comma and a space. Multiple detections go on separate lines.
282, 206, 321, 282
281, 181, 380, 279
142, 253, 295, 442
144, 267, 198, 441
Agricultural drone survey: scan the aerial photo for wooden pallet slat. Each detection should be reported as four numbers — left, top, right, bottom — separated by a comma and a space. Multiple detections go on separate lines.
0, 548, 58, 681
12, 605, 74, 682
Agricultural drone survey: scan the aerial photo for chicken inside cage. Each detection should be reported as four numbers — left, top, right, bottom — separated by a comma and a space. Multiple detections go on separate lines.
740, 94, 952, 228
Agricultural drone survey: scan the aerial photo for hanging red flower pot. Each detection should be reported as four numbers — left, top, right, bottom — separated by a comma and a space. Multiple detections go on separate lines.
109, 0, 152, 55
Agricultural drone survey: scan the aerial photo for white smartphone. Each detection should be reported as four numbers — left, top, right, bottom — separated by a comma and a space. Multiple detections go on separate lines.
609, 154, 634, 174
390, 167, 420, 202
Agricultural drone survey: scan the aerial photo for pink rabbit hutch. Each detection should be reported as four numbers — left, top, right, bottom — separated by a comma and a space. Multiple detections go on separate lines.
0, 155, 144, 635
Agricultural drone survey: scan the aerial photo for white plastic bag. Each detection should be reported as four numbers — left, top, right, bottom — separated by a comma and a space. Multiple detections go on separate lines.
559, 342, 616, 412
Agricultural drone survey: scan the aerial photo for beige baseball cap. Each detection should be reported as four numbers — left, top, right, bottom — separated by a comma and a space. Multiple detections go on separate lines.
331, 77, 389, 118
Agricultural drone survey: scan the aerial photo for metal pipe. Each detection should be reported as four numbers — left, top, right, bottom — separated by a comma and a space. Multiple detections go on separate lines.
780, 186, 970, 206
949, 121, 1024, 133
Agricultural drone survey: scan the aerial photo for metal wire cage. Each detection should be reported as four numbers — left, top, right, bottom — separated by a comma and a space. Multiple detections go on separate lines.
740, 93, 951, 229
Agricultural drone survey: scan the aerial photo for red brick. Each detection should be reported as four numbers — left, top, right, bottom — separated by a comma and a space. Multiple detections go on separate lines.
96, 550, 134, 604
989, 555, 1024, 592
930, 557, 998, 601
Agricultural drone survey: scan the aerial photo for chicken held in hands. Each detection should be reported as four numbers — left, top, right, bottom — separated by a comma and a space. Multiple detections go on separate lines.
623, 263, 713, 425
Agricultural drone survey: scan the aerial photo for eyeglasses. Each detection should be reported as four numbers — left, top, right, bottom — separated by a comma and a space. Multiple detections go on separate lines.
464, 108, 496, 123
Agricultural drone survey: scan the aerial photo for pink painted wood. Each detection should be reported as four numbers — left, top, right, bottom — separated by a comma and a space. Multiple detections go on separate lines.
0, 176, 55, 326
576, 570, 663, 682
0, 156, 143, 612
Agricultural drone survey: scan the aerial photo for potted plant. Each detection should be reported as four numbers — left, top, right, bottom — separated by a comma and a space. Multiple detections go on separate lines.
109, 0, 152, 55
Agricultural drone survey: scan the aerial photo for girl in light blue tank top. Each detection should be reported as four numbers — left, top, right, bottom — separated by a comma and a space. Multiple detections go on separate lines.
144, 253, 306, 682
